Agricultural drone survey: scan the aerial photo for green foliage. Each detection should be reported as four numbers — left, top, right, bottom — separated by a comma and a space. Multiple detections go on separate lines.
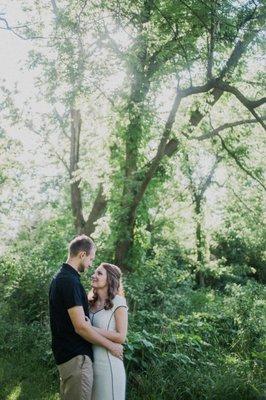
1, 1, 266, 399
0, 218, 265, 399
0, 213, 74, 324
124, 278, 265, 400
213, 192, 266, 284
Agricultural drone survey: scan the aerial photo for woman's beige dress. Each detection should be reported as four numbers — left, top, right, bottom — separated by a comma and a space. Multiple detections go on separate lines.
89, 295, 128, 400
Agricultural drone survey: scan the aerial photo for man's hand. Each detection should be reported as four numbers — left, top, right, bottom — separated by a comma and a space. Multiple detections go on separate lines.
109, 342, 123, 360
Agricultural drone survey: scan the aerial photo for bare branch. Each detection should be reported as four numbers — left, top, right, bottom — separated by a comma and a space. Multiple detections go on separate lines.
77, 0, 89, 24
0, 16, 29, 40
183, 20, 264, 132
190, 117, 266, 141
179, 79, 217, 97
199, 156, 221, 198
230, 187, 260, 216
218, 23, 264, 81
50, 0, 58, 16
52, 149, 71, 175
53, 108, 71, 140
214, 81, 266, 129
99, 22, 124, 58
215, 82, 266, 109
86, 80, 115, 107
0, 16, 44, 40
25, 120, 71, 174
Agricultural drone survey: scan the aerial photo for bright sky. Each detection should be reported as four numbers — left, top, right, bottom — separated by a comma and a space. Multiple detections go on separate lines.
0, 3, 59, 252
0, 3, 36, 97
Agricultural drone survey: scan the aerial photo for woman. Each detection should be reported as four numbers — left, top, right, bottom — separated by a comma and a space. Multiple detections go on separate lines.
88, 263, 128, 400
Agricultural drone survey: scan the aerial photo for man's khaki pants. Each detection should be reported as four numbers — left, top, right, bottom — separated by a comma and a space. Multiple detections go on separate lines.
57, 355, 93, 400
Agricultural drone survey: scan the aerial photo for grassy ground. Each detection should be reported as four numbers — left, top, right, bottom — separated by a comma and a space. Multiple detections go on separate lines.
1, 353, 265, 400
0, 355, 59, 400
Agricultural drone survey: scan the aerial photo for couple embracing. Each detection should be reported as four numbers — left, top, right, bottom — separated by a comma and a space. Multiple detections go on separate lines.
49, 235, 128, 400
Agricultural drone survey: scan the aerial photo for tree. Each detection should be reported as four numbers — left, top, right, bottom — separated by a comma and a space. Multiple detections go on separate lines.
93, 0, 265, 269
2, 0, 265, 270
181, 148, 221, 287
3, 1, 113, 236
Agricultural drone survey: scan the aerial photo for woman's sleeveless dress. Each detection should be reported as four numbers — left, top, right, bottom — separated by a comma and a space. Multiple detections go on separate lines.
89, 295, 128, 400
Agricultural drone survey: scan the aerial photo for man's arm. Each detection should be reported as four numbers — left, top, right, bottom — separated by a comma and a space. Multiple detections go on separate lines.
92, 307, 128, 344
68, 306, 123, 359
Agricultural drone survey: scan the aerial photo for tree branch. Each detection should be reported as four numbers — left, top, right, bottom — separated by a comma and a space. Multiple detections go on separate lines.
25, 120, 71, 174
214, 81, 266, 129
199, 156, 221, 198
190, 117, 266, 141
77, 0, 89, 24
53, 108, 71, 140
179, 0, 210, 32
230, 187, 260, 216
206, 5, 216, 80
183, 16, 264, 132
84, 183, 107, 236
70, 109, 86, 231
99, 22, 124, 58
179, 79, 217, 97
218, 133, 266, 190
86, 79, 116, 107
0, 16, 44, 40
134, 92, 183, 206
215, 82, 266, 109
182, 151, 197, 199
50, 0, 58, 16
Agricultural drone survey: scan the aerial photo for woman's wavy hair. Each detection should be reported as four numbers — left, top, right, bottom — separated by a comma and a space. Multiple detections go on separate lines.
89, 263, 124, 310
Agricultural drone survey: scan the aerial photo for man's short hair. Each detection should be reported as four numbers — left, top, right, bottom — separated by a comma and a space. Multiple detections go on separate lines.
69, 235, 95, 257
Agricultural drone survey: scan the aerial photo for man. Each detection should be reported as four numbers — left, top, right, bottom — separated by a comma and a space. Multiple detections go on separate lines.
49, 235, 123, 400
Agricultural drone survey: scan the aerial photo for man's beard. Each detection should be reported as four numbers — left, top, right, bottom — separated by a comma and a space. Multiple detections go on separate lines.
78, 263, 85, 273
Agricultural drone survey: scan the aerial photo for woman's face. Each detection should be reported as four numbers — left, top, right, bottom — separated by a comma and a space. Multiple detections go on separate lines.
91, 265, 108, 290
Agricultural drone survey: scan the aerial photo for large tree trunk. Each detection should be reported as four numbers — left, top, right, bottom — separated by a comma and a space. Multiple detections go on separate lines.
113, 7, 151, 268
84, 184, 107, 236
69, 110, 107, 236
194, 198, 206, 288
114, 205, 136, 268
184, 150, 220, 288
114, 93, 182, 269
70, 109, 85, 233
114, 82, 147, 268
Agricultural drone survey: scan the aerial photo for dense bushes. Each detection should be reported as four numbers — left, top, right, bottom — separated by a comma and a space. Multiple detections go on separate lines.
212, 206, 266, 284
124, 262, 266, 400
0, 214, 74, 324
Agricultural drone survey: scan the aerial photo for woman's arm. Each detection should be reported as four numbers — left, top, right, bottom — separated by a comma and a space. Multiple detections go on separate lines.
68, 306, 123, 359
92, 307, 128, 344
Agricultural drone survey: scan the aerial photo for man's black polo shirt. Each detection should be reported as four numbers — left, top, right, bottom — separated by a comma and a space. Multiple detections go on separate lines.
49, 263, 93, 365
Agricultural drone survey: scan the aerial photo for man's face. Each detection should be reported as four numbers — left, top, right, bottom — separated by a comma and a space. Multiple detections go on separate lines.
78, 248, 96, 273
